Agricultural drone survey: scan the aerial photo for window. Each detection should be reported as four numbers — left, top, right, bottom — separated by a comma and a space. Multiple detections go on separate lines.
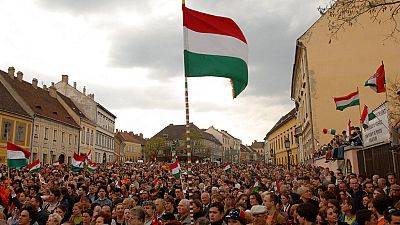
43, 154, 47, 164
44, 127, 49, 140
16, 125, 24, 142
86, 128, 90, 145
34, 125, 39, 138
90, 131, 94, 146
2, 121, 12, 140
75, 135, 77, 145
53, 130, 57, 142
81, 127, 85, 144
69, 134, 72, 145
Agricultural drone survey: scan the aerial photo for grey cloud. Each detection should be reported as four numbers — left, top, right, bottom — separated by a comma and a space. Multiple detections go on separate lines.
34, 0, 151, 15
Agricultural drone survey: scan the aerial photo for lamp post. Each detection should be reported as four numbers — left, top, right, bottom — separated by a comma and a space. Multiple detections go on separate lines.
284, 138, 291, 171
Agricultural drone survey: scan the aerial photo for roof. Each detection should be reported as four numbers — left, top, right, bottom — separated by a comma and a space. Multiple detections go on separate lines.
58, 93, 90, 121
250, 141, 264, 149
153, 123, 222, 144
0, 70, 79, 128
266, 108, 296, 137
97, 103, 116, 119
116, 131, 146, 145
0, 81, 31, 118
240, 144, 251, 152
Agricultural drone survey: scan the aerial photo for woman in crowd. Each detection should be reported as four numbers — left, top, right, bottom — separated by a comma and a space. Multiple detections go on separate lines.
324, 206, 348, 225
55, 205, 69, 224
280, 194, 291, 219
46, 213, 62, 225
69, 203, 83, 225
339, 198, 357, 225
94, 211, 112, 225
164, 195, 176, 214
114, 203, 125, 225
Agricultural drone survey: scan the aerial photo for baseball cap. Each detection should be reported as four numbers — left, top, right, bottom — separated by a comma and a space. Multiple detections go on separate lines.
226, 208, 246, 224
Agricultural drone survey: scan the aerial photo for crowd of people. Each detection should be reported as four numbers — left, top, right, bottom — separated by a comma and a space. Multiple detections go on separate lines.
314, 127, 363, 160
0, 162, 398, 225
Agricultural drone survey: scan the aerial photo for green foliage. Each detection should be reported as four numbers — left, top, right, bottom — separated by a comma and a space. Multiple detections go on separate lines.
144, 137, 167, 161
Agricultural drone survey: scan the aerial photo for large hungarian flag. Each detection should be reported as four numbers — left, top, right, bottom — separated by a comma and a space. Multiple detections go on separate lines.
28, 159, 41, 173
183, 6, 248, 98
361, 105, 377, 129
7, 142, 31, 169
223, 163, 231, 173
334, 90, 360, 111
169, 160, 181, 178
71, 153, 85, 172
365, 63, 386, 93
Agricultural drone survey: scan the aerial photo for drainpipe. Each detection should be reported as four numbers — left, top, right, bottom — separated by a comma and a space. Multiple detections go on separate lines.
296, 41, 316, 162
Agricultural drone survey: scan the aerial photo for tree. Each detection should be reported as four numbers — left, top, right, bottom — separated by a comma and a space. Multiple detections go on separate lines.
318, 0, 400, 42
143, 137, 167, 161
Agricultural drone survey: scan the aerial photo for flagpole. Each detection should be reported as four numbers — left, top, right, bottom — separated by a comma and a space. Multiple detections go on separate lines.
182, 1, 194, 224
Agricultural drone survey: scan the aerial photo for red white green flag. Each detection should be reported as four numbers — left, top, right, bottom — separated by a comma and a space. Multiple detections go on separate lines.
223, 163, 231, 173
85, 161, 97, 172
334, 90, 360, 111
71, 153, 85, 172
365, 63, 386, 93
248, 181, 259, 194
322, 129, 336, 135
7, 142, 31, 169
28, 159, 41, 173
169, 160, 181, 178
361, 105, 377, 129
183, 6, 248, 98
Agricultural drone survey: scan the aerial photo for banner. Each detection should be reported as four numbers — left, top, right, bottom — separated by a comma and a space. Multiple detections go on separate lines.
362, 103, 390, 147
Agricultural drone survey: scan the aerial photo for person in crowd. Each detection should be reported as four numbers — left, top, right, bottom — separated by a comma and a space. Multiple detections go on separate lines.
251, 205, 269, 225
385, 208, 400, 225
249, 192, 263, 207
94, 186, 113, 207
55, 205, 69, 224
164, 196, 176, 214
129, 208, 146, 225
339, 198, 357, 225
372, 194, 392, 225
208, 202, 226, 225
154, 199, 166, 220
18, 206, 39, 225
262, 192, 286, 225
43, 189, 62, 215
69, 202, 83, 225
225, 208, 246, 225
296, 203, 317, 225
94, 211, 112, 225
201, 193, 211, 216
177, 199, 191, 225
30, 196, 49, 225
46, 213, 62, 225
82, 209, 93, 225
355, 209, 376, 225
192, 200, 205, 221
113, 203, 125, 225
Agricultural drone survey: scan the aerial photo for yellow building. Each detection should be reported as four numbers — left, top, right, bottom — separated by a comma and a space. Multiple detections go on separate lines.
291, 4, 400, 164
0, 80, 33, 163
115, 130, 145, 163
266, 109, 298, 166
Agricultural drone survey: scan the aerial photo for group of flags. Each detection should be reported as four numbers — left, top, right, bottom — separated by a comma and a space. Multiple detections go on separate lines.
6, 142, 97, 174
324, 63, 385, 136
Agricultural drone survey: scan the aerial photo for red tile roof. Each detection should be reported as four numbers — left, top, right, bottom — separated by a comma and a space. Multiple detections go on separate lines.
0, 81, 31, 118
0, 70, 79, 128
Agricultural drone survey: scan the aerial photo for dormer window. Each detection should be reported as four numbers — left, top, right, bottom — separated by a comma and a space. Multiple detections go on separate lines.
35, 106, 42, 110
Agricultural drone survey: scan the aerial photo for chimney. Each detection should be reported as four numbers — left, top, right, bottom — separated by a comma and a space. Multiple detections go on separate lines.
8, 67, 15, 79
16, 71, 23, 82
32, 78, 38, 89
129, 131, 134, 136
43, 84, 47, 91
73, 82, 77, 89
61, 75, 68, 84
169, 124, 173, 126
49, 86, 57, 98
140, 133, 143, 139
51, 82, 55, 87
116, 129, 119, 133
83, 86, 86, 95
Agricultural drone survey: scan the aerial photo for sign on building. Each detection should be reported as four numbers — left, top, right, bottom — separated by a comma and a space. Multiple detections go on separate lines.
362, 103, 390, 147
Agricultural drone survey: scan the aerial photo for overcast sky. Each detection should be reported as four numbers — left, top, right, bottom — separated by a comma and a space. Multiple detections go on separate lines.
0, 0, 327, 145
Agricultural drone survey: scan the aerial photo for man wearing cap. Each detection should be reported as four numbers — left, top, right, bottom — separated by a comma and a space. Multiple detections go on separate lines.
226, 208, 247, 225
251, 205, 268, 225
390, 184, 400, 205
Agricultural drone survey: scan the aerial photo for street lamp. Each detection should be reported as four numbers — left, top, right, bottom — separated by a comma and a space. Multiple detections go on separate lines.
284, 138, 291, 171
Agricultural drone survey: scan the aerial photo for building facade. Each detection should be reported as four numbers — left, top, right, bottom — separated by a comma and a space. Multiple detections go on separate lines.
291, 5, 400, 164
115, 130, 145, 163
0, 78, 33, 164
266, 108, 298, 167
0, 68, 80, 164
55, 75, 116, 164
